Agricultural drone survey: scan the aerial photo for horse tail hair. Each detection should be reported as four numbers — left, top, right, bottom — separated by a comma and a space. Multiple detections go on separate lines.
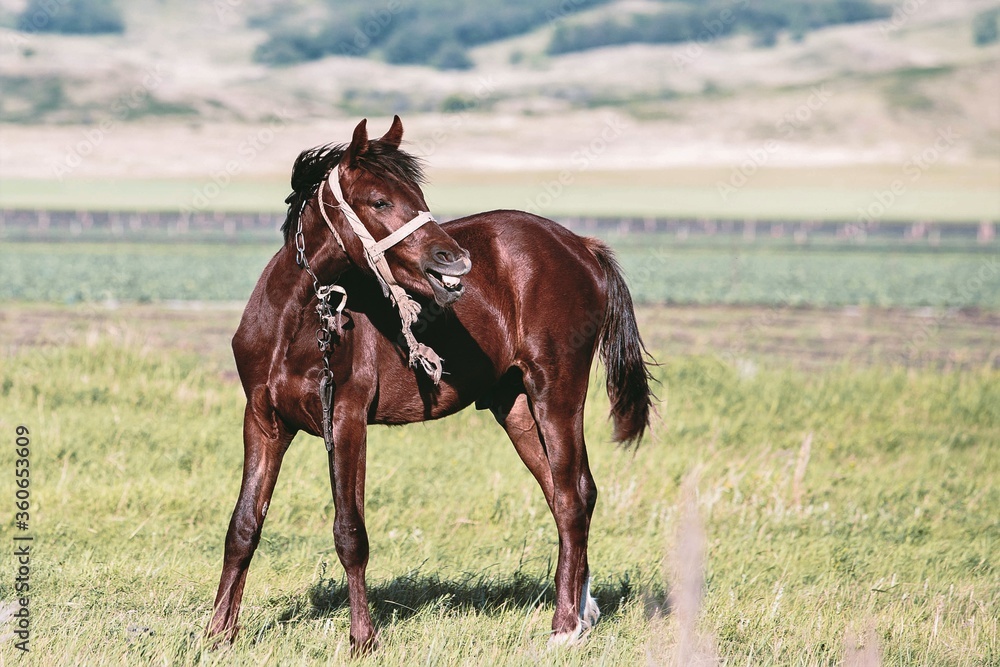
585, 238, 655, 447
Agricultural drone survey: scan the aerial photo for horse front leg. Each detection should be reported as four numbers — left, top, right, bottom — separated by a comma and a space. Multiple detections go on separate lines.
208, 401, 293, 642
327, 405, 376, 654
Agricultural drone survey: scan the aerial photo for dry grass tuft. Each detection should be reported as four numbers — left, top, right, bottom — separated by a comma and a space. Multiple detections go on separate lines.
792, 431, 813, 511
645, 467, 719, 666
843, 622, 882, 667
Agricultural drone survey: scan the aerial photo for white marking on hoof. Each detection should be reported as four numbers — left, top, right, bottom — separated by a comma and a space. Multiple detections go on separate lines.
579, 575, 601, 630
547, 620, 584, 648
548, 575, 601, 649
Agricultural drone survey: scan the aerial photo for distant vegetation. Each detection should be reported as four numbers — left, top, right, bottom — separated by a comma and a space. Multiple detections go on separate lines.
973, 8, 1000, 46
16, 0, 124, 34
548, 0, 893, 54
250, 0, 896, 68
251, 0, 609, 68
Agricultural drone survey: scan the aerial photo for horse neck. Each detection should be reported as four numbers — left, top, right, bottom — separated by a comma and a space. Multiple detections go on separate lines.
269, 228, 351, 309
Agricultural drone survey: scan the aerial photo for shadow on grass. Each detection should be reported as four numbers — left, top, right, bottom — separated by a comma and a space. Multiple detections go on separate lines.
270, 567, 645, 632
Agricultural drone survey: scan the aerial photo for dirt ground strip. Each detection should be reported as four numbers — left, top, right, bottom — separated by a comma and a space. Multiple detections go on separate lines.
2, 303, 997, 375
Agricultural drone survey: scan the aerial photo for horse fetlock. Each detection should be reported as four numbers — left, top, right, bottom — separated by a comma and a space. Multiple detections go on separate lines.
350, 626, 379, 656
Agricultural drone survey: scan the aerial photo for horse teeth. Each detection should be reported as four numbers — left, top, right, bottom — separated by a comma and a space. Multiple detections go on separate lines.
442, 275, 460, 287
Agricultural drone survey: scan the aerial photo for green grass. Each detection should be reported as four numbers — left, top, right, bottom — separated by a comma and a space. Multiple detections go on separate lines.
2, 241, 998, 309
0, 337, 996, 665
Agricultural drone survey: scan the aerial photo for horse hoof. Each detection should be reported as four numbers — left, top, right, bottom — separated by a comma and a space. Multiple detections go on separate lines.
350, 631, 380, 656
547, 621, 587, 648
204, 622, 239, 650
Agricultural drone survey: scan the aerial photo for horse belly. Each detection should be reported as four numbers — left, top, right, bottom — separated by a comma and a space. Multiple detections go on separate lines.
369, 360, 484, 425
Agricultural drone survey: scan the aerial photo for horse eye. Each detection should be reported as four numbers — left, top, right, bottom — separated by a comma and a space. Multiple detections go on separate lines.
372, 199, 390, 210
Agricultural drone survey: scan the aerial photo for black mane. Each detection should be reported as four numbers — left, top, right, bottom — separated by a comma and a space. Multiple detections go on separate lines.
280, 140, 426, 243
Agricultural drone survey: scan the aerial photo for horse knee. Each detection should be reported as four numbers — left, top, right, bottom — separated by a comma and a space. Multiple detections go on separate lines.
333, 517, 369, 568
224, 517, 262, 567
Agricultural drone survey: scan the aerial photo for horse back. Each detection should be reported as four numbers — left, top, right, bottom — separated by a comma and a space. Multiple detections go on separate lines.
444, 209, 609, 339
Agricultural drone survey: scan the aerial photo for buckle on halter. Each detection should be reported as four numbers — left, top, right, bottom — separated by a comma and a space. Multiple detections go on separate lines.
317, 284, 348, 314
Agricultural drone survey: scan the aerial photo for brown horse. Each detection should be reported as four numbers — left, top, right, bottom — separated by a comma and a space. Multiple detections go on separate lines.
207, 116, 654, 652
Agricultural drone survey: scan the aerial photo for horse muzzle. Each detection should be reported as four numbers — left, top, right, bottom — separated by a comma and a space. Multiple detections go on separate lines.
423, 248, 471, 306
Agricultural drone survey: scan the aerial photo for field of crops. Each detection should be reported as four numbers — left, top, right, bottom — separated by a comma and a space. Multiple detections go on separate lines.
0, 332, 996, 665
2, 240, 999, 309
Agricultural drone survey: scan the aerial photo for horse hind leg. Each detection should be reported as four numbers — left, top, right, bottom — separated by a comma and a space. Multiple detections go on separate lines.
550, 435, 600, 646
491, 390, 600, 644
491, 393, 554, 510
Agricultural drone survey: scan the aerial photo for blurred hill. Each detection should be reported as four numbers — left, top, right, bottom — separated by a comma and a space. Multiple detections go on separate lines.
0, 0, 998, 180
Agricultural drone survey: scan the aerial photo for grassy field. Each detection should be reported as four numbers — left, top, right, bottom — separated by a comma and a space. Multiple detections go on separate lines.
0, 227, 996, 664
0, 327, 996, 665
3, 301, 999, 373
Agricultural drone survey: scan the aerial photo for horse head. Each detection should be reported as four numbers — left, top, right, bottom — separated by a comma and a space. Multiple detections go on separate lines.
319, 116, 471, 307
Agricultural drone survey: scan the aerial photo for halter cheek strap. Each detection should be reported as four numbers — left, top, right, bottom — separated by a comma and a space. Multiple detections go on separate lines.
315, 165, 444, 384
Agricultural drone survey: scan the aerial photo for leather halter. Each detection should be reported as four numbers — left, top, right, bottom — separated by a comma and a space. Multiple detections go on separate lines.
315, 164, 444, 384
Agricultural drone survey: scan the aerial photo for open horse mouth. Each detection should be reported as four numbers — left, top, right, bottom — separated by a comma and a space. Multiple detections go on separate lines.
423, 253, 471, 306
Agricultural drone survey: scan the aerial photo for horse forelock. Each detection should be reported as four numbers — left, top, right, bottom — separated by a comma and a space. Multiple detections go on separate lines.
280, 140, 426, 244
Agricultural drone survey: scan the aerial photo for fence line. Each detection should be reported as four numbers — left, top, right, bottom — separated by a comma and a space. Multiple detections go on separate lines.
0, 208, 995, 244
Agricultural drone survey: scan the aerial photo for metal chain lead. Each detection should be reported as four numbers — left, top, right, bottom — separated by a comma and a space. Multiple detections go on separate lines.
296, 195, 346, 452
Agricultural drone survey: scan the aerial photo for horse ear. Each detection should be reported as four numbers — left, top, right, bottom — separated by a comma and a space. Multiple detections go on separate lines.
378, 115, 404, 149
346, 118, 369, 167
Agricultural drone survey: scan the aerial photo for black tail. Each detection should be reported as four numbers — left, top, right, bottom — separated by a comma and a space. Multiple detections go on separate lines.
586, 239, 655, 446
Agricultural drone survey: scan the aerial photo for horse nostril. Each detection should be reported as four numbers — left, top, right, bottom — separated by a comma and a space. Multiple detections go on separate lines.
434, 248, 456, 265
